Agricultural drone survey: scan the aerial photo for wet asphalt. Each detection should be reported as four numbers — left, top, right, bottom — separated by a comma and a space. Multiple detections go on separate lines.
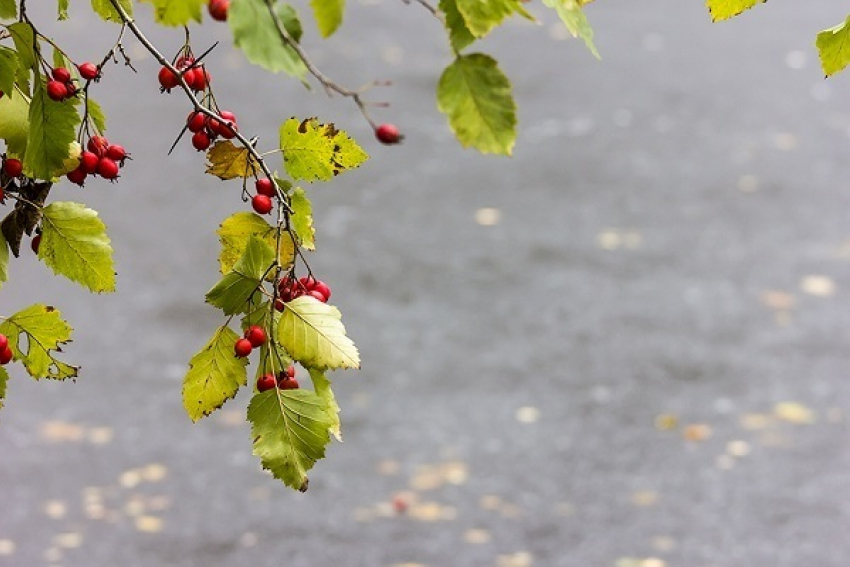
1, 1, 850, 566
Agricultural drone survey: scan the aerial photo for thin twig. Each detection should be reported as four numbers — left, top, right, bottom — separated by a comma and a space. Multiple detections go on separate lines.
261, 0, 388, 129
401, 0, 444, 22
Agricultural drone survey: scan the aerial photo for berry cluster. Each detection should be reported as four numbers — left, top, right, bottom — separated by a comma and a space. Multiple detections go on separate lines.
46, 67, 78, 102
208, 0, 229, 21
251, 178, 276, 214
234, 325, 267, 358
158, 55, 210, 93
188, 109, 238, 151
0, 333, 11, 365
275, 275, 332, 310
66, 135, 129, 186
257, 365, 299, 392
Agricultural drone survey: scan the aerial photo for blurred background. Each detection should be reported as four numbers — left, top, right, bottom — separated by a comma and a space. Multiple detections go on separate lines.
2, 1, 849, 565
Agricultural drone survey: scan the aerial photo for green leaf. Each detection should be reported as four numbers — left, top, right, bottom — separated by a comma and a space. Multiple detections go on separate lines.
439, 0, 476, 52
0, 88, 30, 156
542, 0, 599, 58
247, 388, 335, 491
138, 0, 203, 26
206, 235, 274, 315
8, 22, 35, 71
706, 0, 765, 22
91, 0, 133, 22
311, 0, 344, 37
229, 0, 307, 79
437, 53, 516, 155
0, 47, 17, 96
24, 78, 81, 180
454, 0, 527, 38
279, 117, 368, 182
0, 0, 16, 19
58, 0, 70, 20
817, 17, 850, 77
182, 326, 248, 421
278, 296, 359, 370
0, 366, 7, 413
309, 368, 341, 441
0, 230, 9, 290
87, 98, 107, 133
40, 201, 115, 293
205, 140, 260, 180
0, 304, 78, 380
216, 211, 295, 274
290, 187, 315, 250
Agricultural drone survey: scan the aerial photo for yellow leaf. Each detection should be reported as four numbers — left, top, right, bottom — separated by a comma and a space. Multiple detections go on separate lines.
205, 141, 260, 180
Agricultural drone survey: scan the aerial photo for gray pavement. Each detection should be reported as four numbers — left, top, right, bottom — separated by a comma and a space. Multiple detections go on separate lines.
1, 1, 849, 566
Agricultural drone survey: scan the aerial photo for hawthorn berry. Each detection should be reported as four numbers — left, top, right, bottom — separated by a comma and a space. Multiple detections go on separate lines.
208, 0, 229, 21
96, 157, 120, 180
31, 234, 41, 254
0, 346, 12, 365
234, 338, 253, 358
187, 112, 207, 133
3, 158, 23, 178
78, 62, 99, 81
0, 333, 7, 351
252, 194, 273, 214
106, 145, 128, 164
87, 136, 109, 157
257, 373, 276, 392
0, 90, 4, 98
158, 66, 179, 90
278, 377, 299, 390
312, 280, 332, 301
51, 67, 72, 83
244, 325, 267, 348
212, 110, 237, 138
375, 123, 403, 145
66, 166, 87, 186
79, 151, 100, 174
190, 67, 210, 92
192, 131, 211, 151
307, 289, 327, 302
46, 80, 69, 101
255, 178, 275, 197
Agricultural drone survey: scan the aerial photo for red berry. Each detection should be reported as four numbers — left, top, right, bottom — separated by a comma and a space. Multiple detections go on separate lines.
51, 67, 71, 83
274, 298, 285, 311
106, 145, 127, 163
31, 233, 41, 255
298, 275, 317, 289
191, 131, 211, 151
375, 123, 403, 145
189, 67, 210, 92
158, 66, 179, 90
78, 62, 99, 81
3, 158, 22, 178
285, 365, 296, 379
87, 136, 109, 157
66, 166, 87, 186
46, 80, 68, 101
79, 151, 100, 174
252, 194, 273, 214
0, 334, 8, 351
182, 67, 198, 90
244, 325, 267, 348
0, 90, 4, 98
312, 280, 332, 301
213, 110, 237, 138
234, 338, 253, 358
187, 112, 207, 133
175, 56, 195, 69
0, 346, 12, 365
208, 0, 229, 21
255, 178, 275, 197
307, 289, 327, 302
96, 157, 119, 180
278, 377, 299, 390
257, 373, 276, 392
